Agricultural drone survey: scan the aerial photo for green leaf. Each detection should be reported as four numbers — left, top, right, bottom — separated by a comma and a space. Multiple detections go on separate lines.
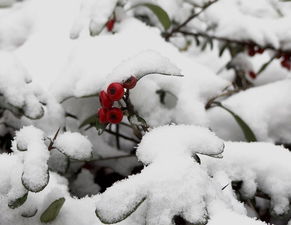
22, 208, 38, 218
21, 170, 49, 193
40, 197, 65, 223
215, 102, 257, 142
135, 3, 171, 30
95, 197, 146, 224
219, 43, 229, 57
95, 120, 107, 135
79, 114, 98, 128
256, 56, 275, 76
192, 154, 201, 164
8, 192, 28, 209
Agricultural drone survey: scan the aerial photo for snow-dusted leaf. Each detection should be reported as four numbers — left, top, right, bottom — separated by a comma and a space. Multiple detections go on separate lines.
106, 50, 182, 87
22, 170, 49, 193
214, 102, 257, 142
40, 197, 65, 223
95, 175, 147, 224
15, 126, 50, 192
0, 52, 45, 119
133, 3, 171, 30
8, 192, 28, 209
96, 125, 231, 225
96, 197, 146, 224
70, 0, 118, 38
137, 125, 225, 164
54, 132, 93, 160
21, 208, 38, 218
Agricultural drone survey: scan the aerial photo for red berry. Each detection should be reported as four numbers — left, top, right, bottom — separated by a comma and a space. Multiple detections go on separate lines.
123, 76, 137, 89
107, 83, 124, 101
106, 108, 123, 124
283, 54, 291, 61
98, 108, 108, 124
281, 59, 291, 70
257, 48, 264, 54
248, 71, 256, 79
99, 91, 113, 108
248, 46, 256, 57
106, 19, 115, 32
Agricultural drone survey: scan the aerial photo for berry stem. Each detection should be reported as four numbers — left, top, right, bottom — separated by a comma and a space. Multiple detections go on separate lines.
115, 124, 121, 149
104, 128, 139, 143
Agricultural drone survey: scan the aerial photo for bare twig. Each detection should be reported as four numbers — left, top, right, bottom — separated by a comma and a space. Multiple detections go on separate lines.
91, 154, 136, 162
48, 127, 61, 151
104, 128, 139, 143
164, 0, 218, 40
178, 31, 291, 55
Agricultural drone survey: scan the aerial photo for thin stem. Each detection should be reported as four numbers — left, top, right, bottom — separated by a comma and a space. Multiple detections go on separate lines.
115, 124, 121, 149
164, 0, 218, 40
92, 154, 136, 162
205, 89, 240, 109
104, 129, 139, 143
179, 31, 291, 55
48, 128, 61, 151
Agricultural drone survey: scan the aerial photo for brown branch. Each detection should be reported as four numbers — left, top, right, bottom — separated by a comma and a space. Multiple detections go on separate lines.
48, 128, 60, 151
205, 89, 240, 109
164, 0, 218, 40
104, 129, 139, 143
91, 154, 136, 162
178, 31, 291, 55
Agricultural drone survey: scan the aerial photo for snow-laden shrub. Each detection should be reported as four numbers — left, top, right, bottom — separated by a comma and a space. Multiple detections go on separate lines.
0, 0, 291, 224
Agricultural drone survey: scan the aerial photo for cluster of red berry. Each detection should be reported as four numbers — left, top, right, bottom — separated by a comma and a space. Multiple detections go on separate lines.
278, 54, 291, 71
98, 76, 137, 124
247, 45, 264, 57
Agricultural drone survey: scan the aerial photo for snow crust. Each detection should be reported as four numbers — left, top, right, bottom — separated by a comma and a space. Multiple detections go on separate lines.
54, 131, 93, 160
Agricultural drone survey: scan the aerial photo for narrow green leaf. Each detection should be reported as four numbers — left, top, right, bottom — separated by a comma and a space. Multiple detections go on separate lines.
137, 3, 171, 30
215, 102, 257, 142
8, 192, 28, 209
95, 120, 107, 135
95, 197, 146, 224
194, 36, 200, 46
257, 56, 275, 75
22, 208, 38, 218
40, 197, 65, 223
79, 114, 98, 128
192, 154, 201, 164
219, 43, 229, 57
201, 39, 208, 51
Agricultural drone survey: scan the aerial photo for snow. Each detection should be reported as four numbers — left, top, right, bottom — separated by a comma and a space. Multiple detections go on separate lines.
208, 210, 267, 225
0, 52, 44, 119
105, 50, 182, 87
96, 125, 245, 224
208, 79, 291, 142
0, 0, 290, 224
202, 0, 291, 50
70, 0, 118, 38
203, 141, 291, 215
54, 131, 93, 160
14, 126, 50, 192
0, 153, 26, 208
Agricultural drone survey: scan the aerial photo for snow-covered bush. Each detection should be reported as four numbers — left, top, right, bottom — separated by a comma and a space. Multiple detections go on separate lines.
0, 0, 291, 224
